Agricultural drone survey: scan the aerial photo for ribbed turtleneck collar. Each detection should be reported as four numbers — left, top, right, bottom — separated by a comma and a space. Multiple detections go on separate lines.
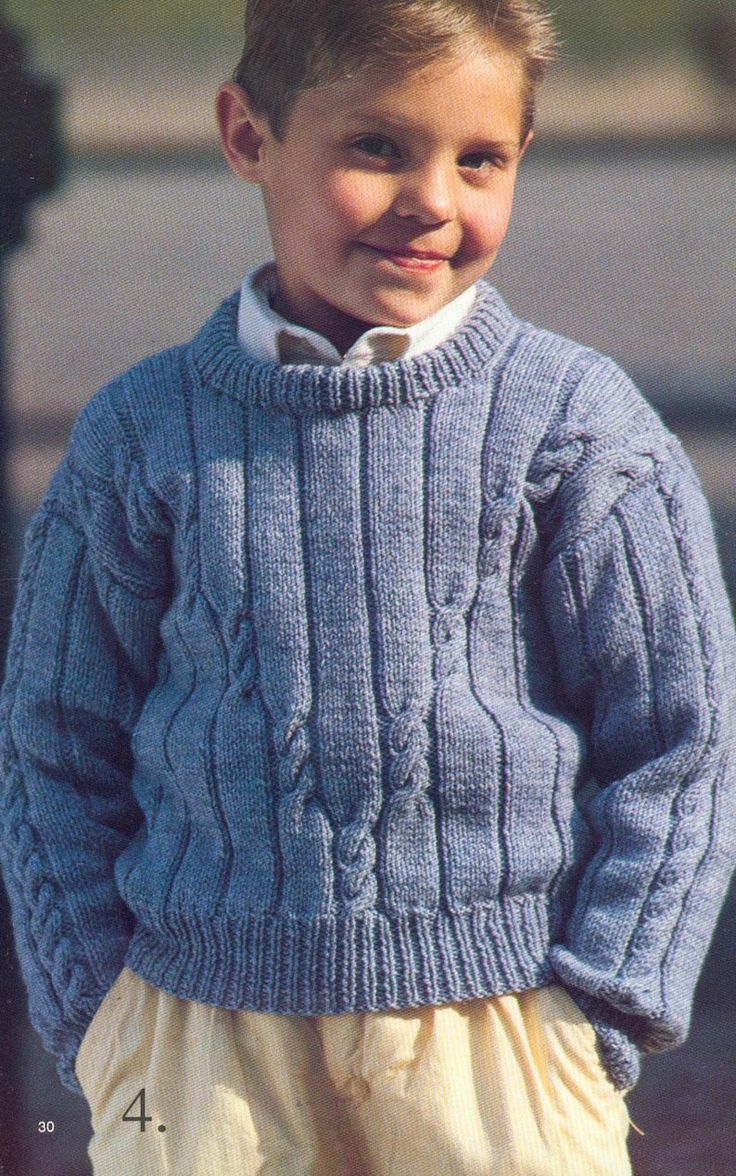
189, 280, 517, 416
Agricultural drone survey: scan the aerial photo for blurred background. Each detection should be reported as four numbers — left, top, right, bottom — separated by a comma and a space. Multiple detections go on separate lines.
0, 1, 734, 1173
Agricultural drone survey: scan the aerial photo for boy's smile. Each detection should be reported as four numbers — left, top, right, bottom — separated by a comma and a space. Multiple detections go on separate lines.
217, 37, 531, 355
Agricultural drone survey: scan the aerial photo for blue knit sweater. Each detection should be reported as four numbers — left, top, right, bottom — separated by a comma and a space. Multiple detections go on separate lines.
1, 281, 735, 1099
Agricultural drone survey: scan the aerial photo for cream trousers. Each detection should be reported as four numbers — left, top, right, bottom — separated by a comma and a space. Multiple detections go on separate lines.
75, 967, 632, 1176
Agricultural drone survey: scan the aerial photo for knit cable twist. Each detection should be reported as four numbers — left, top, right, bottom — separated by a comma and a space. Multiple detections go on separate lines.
382, 699, 432, 824
0, 511, 99, 1034
275, 705, 334, 908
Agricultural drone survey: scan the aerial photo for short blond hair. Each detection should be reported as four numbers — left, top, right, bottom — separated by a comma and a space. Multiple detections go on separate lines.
233, 0, 558, 143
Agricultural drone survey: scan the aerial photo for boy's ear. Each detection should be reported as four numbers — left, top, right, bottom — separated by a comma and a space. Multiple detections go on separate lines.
519, 129, 534, 159
216, 82, 270, 182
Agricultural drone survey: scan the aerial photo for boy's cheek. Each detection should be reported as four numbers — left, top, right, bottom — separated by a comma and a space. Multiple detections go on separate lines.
471, 197, 517, 259
456, 218, 509, 269
327, 175, 388, 228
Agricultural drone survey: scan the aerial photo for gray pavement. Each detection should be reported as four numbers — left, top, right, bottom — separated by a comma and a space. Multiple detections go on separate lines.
3, 142, 736, 1175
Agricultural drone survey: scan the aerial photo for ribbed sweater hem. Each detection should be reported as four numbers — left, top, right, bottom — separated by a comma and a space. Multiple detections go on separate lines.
123, 895, 555, 1015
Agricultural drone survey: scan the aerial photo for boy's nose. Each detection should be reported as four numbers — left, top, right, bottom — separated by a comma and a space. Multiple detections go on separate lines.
392, 162, 455, 224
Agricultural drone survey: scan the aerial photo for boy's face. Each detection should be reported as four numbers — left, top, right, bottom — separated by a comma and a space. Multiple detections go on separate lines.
217, 36, 531, 355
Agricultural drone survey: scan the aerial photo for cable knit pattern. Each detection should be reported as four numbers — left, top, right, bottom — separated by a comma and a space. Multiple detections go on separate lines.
1, 280, 735, 1100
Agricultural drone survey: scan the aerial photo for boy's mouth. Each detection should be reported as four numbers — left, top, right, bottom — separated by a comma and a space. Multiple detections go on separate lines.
358, 243, 449, 271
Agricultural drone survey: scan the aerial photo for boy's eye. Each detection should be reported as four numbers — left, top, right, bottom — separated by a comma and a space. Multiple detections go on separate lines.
353, 136, 399, 160
460, 152, 505, 171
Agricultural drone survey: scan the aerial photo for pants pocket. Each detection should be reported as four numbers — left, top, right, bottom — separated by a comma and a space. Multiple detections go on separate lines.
512, 986, 632, 1174
546, 986, 620, 1093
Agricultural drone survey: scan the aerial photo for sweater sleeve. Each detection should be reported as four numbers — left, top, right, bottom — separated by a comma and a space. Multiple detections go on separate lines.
541, 420, 736, 1090
0, 406, 171, 1096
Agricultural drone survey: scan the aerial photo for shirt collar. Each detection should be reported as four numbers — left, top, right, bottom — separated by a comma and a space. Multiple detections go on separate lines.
237, 260, 477, 367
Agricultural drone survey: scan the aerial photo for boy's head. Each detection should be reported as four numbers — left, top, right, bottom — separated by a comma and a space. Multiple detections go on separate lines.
216, 0, 557, 355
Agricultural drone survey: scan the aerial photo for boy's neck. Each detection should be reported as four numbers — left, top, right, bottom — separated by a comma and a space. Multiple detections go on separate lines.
238, 261, 479, 368
269, 283, 391, 357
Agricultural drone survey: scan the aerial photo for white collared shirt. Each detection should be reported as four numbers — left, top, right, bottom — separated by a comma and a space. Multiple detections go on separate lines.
237, 261, 477, 367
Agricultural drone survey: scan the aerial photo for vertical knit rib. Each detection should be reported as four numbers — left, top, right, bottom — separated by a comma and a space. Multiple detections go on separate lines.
424, 375, 505, 909
200, 427, 277, 921
299, 412, 382, 915
367, 404, 439, 912
247, 405, 334, 918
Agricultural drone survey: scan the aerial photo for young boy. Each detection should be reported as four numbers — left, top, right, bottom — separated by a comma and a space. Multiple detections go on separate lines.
1, 1, 735, 1173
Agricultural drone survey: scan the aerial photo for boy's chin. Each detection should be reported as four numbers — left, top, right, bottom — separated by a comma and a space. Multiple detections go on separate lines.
290, 282, 465, 353
356, 291, 452, 329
